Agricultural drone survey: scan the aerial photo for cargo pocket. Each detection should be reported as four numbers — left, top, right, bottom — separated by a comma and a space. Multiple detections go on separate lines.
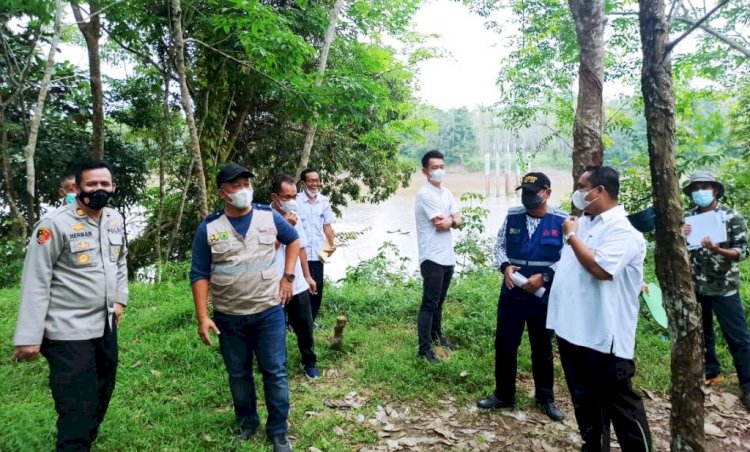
261, 267, 278, 280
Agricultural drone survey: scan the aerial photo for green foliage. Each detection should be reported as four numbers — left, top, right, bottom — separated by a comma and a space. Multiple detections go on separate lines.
0, 232, 24, 288
455, 192, 492, 269
343, 241, 414, 286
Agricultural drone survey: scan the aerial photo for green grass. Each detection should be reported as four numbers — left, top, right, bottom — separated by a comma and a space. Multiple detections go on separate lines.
1, 257, 749, 451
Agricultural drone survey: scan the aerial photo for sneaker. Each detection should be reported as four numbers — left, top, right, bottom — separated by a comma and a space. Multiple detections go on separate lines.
434, 336, 459, 351
418, 349, 440, 363
302, 365, 321, 380
269, 434, 293, 452
705, 374, 724, 386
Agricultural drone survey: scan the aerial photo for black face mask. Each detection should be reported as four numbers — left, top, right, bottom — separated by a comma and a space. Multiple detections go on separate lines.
521, 190, 545, 210
78, 189, 113, 211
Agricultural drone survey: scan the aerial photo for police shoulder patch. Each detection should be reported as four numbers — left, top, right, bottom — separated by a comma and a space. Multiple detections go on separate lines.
37, 227, 53, 245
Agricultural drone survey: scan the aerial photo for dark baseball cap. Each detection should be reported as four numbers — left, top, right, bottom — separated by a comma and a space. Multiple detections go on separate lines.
516, 172, 551, 192
216, 164, 254, 188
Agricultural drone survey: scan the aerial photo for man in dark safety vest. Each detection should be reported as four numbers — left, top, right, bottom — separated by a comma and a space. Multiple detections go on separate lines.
477, 172, 566, 421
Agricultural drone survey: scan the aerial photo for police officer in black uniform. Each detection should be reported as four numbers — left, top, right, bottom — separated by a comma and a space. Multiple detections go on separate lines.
477, 172, 566, 421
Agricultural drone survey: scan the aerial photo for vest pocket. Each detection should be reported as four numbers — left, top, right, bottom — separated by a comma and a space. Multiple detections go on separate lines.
257, 234, 276, 245
211, 272, 234, 286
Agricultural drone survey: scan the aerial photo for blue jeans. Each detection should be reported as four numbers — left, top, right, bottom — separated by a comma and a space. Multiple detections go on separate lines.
699, 292, 750, 392
214, 305, 289, 437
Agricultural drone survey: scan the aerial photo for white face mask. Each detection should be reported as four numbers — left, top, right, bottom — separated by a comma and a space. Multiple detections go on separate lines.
280, 199, 297, 214
572, 187, 599, 210
304, 185, 319, 198
226, 188, 253, 209
429, 168, 445, 183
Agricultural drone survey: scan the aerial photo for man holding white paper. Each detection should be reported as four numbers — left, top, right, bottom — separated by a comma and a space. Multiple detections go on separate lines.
477, 172, 566, 422
682, 171, 750, 409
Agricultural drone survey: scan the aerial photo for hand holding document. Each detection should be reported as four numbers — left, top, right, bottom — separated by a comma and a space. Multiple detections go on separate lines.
319, 239, 336, 263
685, 210, 727, 250
511, 272, 546, 298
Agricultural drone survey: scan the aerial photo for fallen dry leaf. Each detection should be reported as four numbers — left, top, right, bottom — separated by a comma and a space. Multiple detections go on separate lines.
705, 422, 726, 438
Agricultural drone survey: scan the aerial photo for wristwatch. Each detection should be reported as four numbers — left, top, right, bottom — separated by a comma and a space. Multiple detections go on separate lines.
564, 232, 576, 244
542, 269, 554, 283
283, 273, 295, 282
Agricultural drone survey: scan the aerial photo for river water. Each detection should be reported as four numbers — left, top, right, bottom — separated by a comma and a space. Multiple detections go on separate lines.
324, 166, 573, 282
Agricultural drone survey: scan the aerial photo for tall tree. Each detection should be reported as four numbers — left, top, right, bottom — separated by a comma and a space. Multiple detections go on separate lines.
70, 0, 105, 159
638, 0, 705, 449
171, 0, 208, 218
568, 0, 605, 192
297, 0, 346, 179
24, 0, 64, 229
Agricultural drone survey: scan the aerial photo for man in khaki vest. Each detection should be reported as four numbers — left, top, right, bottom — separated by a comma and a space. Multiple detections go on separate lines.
190, 164, 300, 452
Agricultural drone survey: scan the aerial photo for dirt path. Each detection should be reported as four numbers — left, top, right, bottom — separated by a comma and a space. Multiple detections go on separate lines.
316, 374, 750, 451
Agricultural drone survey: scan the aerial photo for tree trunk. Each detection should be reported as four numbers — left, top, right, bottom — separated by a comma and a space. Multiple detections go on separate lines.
155, 75, 170, 282
0, 100, 26, 241
296, 0, 345, 179
638, 0, 705, 450
568, 0, 605, 195
24, 0, 63, 229
70, 0, 105, 159
171, 0, 208, 218
166, 154, 195, 259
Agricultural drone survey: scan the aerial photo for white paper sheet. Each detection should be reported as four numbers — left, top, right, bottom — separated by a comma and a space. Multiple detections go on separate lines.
685, 210, 727, 250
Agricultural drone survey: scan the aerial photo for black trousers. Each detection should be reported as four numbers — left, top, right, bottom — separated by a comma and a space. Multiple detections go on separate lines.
495, 288, 554, 404
699, 292, 750, 391
417, 259, 454, 354
558, 338, 651, 452
285, 290, 317, 367
308, 260, 325, 320
40, 319, 118, 452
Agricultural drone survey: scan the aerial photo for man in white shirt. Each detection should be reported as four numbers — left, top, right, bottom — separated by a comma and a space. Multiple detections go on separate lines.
414, 150, 462, 363
547, 166, 651, 451
296, 169, 335, 324
272, 175, 321, 380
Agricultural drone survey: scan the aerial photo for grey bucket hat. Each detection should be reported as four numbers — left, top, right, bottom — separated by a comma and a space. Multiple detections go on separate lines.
682, 170, 725, 199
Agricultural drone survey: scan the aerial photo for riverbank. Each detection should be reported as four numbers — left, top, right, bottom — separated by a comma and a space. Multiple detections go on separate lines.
2, 255, 750, 450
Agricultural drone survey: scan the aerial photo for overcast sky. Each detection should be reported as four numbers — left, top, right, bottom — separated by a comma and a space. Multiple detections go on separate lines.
411, 0, 509, 110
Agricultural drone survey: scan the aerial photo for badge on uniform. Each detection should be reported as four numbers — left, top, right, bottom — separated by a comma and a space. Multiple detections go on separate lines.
209, 231, 230, 243
78, 254, 90, 265
37, 227, 52, 245
72, 223, 85, 232
509, 227, 521, 235
76, 241, 90, 250
76, 208, 85, 217
108, 219, 118, 228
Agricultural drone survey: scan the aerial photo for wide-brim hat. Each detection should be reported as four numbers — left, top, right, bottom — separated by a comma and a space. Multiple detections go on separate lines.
682, 170, 724, 199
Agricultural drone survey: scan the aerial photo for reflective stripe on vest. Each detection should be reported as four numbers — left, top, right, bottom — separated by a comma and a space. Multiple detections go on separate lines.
508, 258, 556, 267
